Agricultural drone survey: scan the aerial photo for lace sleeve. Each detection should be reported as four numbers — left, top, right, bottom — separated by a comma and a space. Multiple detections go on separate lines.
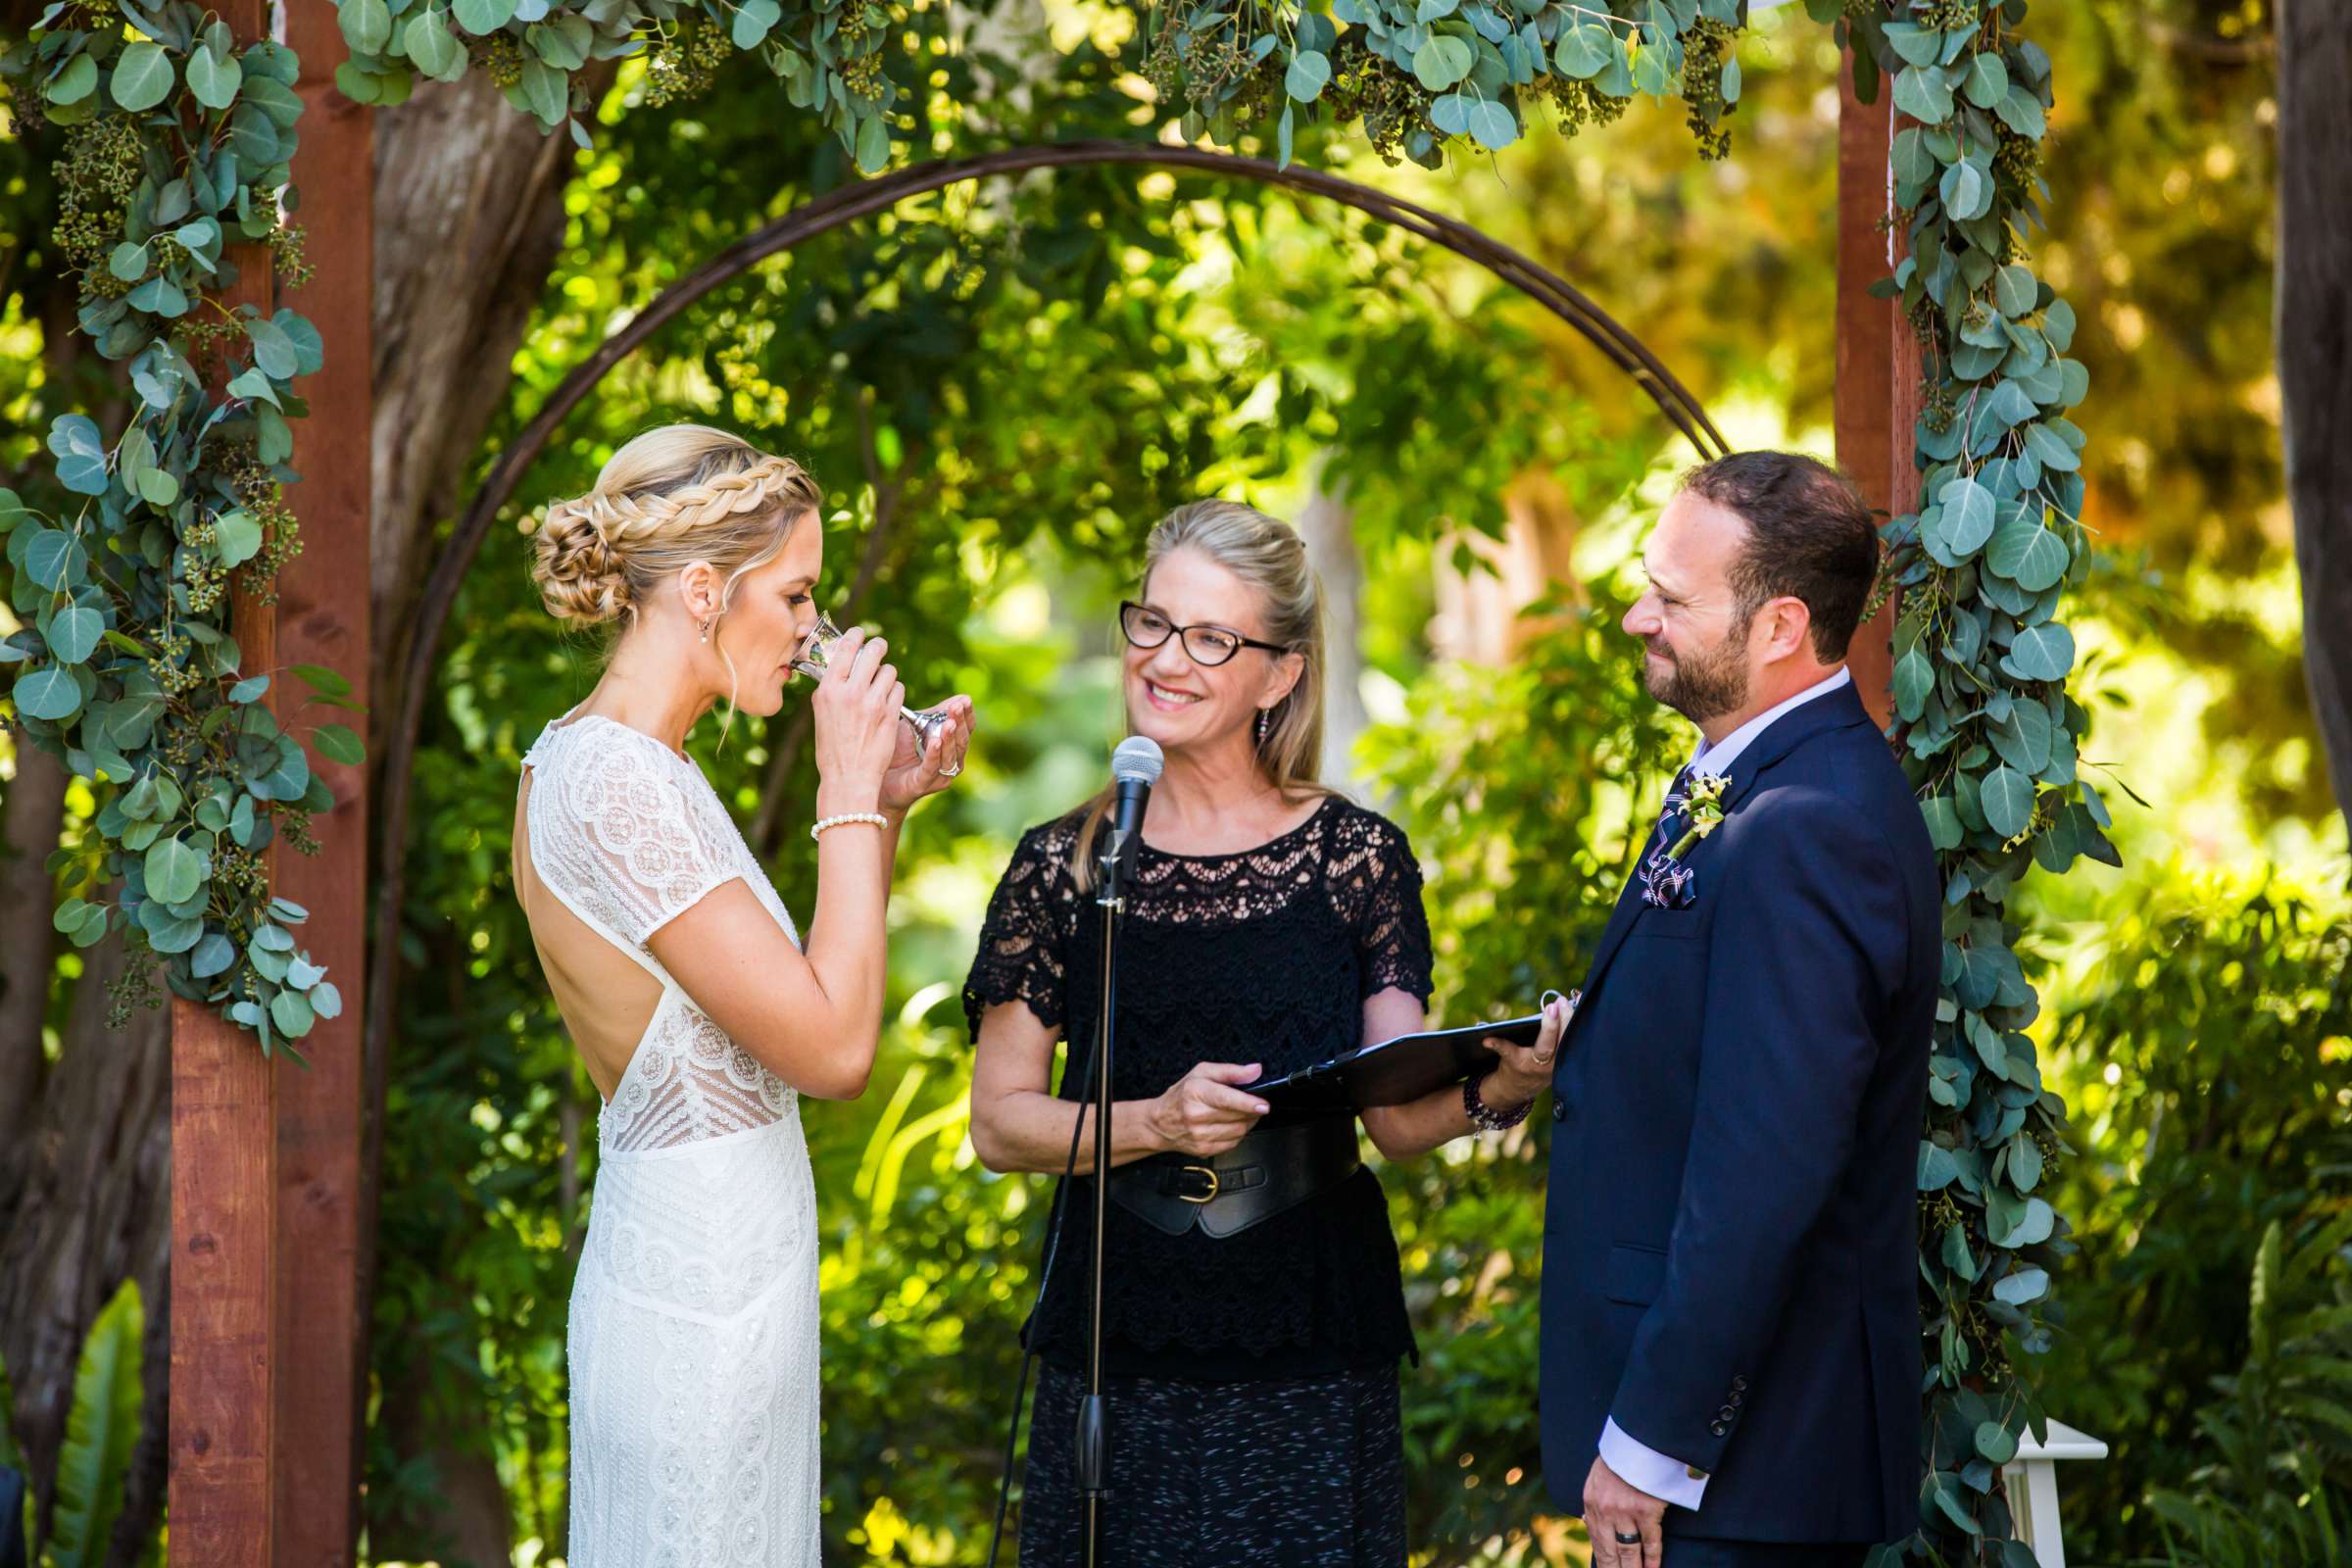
963, 820, 1082, 1041
534, 726, 747, 950
1350, 812, 1435, 1004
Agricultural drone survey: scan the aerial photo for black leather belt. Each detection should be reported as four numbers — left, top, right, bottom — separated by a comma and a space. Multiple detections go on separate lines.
1105, 1116, 1361, 1239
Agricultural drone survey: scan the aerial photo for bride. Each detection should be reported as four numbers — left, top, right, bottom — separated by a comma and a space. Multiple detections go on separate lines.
510, 423, 971, 1565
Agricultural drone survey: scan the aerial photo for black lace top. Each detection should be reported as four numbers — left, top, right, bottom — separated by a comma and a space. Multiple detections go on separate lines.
963, 794, 1436, 1381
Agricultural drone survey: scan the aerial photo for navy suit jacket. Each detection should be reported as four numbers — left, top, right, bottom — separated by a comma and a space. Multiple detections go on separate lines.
1540, 679, 1937, 1544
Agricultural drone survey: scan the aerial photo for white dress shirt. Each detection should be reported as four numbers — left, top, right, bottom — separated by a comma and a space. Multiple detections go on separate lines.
1596, 663, 1852, 1511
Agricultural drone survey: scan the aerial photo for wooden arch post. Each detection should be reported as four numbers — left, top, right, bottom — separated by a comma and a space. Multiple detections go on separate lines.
1836, 53, 1925, 721
166, 3, 372, 1563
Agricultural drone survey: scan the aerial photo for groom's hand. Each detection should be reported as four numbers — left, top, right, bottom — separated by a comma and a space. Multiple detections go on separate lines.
1585, 1455, 1666, 1568
1483, 991, 1571, 1108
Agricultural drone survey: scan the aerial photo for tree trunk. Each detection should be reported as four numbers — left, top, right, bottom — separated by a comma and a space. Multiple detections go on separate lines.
366, 1344, 516, 1568
1297, 459, 1369, 790
0, 935, 172, 1562
368, 68, 610, 691
2280, 0, 2352, 839
0, 746, 66, 1149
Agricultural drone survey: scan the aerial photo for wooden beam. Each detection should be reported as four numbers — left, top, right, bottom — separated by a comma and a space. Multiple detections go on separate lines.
272, 5, 374, 1562
169, 0, 278, 1559
1834, 50, 1924, 730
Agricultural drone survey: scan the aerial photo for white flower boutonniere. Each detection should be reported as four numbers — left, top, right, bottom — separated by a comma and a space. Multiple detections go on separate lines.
1666, 771, 1731, 860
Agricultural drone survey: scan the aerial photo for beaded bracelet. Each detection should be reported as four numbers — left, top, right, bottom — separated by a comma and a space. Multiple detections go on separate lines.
1463, 1068, 1535, 1132
809, 812, 890, 841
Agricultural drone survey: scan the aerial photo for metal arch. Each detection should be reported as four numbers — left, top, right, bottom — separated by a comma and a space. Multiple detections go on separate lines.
365, 139, 1732, 1063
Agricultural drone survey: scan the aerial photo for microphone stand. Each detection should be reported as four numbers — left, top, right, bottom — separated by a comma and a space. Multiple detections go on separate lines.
1078, 825, 1129, 1568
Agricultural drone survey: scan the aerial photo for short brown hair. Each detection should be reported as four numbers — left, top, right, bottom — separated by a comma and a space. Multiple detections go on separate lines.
1681, 451, 1880, 662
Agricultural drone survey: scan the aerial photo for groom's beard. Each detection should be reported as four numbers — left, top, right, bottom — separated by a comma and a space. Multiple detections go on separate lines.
1643, 620, 1750, 726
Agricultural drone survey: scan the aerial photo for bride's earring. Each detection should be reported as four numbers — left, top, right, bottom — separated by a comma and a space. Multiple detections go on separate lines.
1256, 708, 1272, 745
700, 617, 711, 644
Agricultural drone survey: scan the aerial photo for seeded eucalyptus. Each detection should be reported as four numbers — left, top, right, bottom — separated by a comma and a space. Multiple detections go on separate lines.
3, 0, 353, 1052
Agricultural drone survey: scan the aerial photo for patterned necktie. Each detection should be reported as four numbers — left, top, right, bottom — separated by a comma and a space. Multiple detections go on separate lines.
1636, 764, 1701, 908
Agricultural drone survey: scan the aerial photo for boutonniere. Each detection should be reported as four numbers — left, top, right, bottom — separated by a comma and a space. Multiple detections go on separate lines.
1666, 771, 1731, 860
1639, 770, 1731, 911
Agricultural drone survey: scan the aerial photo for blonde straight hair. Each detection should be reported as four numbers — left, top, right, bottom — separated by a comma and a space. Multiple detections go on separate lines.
1068, 498, 1333, 891
529, 423, 823, 740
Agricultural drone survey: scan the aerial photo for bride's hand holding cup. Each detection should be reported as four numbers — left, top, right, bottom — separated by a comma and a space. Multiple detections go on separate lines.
879, 692, 973, 812
808, 627, 904, 815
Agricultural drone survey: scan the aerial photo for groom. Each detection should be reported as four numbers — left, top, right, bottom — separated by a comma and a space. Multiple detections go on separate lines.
1539, 453, 1937, 1567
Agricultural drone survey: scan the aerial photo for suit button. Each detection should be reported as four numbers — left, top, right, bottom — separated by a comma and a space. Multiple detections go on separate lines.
1718, 1405, 1736, 1421
1686, 1465, 1708, 1481
1709, 1421, 1729, 1437
1550, 1098, 1567, 1123
1732, 1376, 1748, 1393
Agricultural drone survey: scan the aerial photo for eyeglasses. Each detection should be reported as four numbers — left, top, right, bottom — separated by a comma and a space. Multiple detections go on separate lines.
1118, 601, 1290, 667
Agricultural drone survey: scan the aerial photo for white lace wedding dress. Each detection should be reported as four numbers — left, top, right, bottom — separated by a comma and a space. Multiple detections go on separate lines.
520, 710, 821, 1567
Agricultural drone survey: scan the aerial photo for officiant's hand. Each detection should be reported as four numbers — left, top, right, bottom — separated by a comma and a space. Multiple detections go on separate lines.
1483, 991, 1571, 1109
1150, 1061, 1269, 1156
1585, 1454, 1666, 1568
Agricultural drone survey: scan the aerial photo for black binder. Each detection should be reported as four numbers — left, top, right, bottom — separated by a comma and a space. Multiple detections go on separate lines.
1244, 1013, 1548, 1115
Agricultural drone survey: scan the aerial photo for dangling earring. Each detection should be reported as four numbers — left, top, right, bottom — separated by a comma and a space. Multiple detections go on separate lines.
700, 617, 711, 644
1256, 708, 1272, 745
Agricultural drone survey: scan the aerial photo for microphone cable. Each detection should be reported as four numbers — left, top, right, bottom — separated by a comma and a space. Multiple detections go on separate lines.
984, 822, 1116, 1568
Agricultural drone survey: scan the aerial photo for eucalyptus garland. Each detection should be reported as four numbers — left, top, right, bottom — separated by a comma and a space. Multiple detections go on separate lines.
326, 0, 905, 170
2, 0, 355, 1054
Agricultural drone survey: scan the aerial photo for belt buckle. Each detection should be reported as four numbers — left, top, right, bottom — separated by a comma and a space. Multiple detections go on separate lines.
1176, 1163, 1220, 1203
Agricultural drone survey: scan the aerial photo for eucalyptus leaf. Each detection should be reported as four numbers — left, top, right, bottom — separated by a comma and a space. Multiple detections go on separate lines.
1285, 48, 1331, 102
1985, 510, 2070, 590
13, 665, 82, 722
48, 606, 103, 664
1465, 97, 1516, 150
1891, 65, 1953, 123
144, 836, 203, 906
1412, 33, 1473, 90
110, 42, 175, 112
1551, 23, 1610, 78
47, 52, 98, 105
2000, 622, 2074, 682
186, 43, 243, 109
453, 0, 517, 33
314, 723, 366, 765
1980, 765, 2034, 840
48, 416, 109, 498
270, 987, 316, 1039
406, 10, 469, 79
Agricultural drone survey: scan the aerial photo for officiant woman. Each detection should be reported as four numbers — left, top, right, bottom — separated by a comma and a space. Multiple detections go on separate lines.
962, 499, 1569, 1566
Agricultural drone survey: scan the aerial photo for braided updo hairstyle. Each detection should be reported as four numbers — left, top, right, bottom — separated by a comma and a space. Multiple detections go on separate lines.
529, 423, 823, 629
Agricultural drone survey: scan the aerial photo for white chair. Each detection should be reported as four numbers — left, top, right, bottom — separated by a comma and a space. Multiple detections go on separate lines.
2001, 1419, 2110, 1568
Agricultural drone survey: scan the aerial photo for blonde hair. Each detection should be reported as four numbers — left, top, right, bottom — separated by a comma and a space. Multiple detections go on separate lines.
529, 424, 823, 726
1069, 498, 1332, 890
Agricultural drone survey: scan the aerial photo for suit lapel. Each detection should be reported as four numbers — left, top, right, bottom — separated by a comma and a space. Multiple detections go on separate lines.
1571, 681, 1878, 1009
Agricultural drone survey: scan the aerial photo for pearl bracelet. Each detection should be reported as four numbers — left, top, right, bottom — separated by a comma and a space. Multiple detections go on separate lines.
809, 812, 890, 841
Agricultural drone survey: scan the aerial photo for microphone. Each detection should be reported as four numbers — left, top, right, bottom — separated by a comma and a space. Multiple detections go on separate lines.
1099, 736, 1164, 903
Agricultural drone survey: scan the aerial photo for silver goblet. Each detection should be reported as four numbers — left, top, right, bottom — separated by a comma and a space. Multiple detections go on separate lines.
792, 612, 962, 777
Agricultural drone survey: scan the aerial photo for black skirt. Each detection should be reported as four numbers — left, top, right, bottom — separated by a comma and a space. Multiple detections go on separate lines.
1019, 1361, 1406, 1568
